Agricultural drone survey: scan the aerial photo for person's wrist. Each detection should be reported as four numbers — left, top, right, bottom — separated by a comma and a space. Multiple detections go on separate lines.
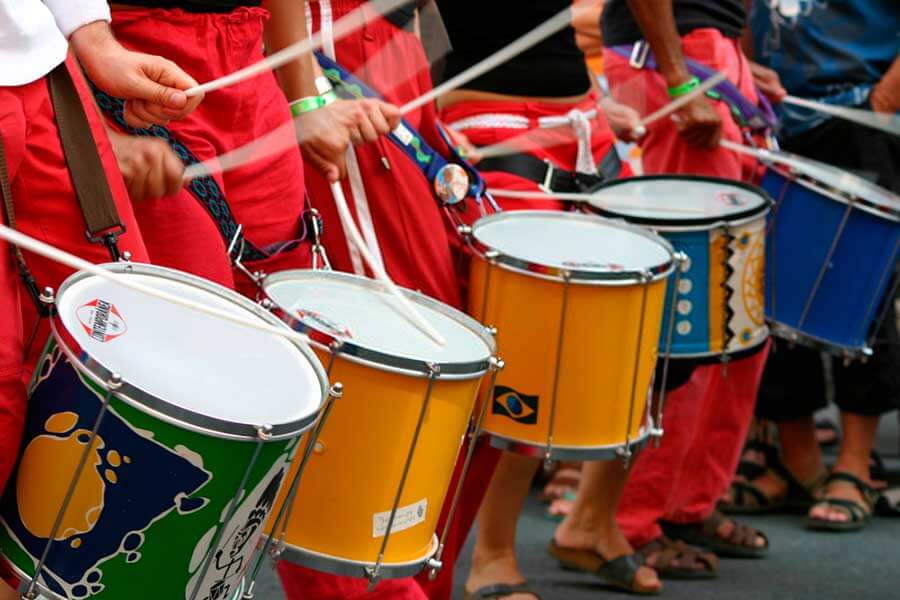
668, 76, 701, 99
290, 90, 338, 117
70, 21, 122, 68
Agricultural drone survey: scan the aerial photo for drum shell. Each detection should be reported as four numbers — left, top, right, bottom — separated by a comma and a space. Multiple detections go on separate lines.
656, 217, 768, 358
468, 256, 666, 454
273, 348, 481, 567
0, 339, 299, 600
762, 168, 900, 353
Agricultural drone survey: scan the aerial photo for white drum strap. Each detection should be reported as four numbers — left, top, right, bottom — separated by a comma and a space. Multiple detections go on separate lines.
447, 109, 599, 175
313, 0, 385, 274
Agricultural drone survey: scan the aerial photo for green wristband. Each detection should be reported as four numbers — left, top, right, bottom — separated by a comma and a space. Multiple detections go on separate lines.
668, 76, 701, 98
289, 90, 338, 117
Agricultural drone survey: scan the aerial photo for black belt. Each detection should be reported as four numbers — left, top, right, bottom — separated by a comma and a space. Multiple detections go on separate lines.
478, 149, 622, 194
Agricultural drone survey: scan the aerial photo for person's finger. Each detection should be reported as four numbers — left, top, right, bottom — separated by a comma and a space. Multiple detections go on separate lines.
129, 99, 170, 128
303, 144, 343, 182
347, 126, 364, 146
123, 101, 154, 129
377, 100, 402, 130
160, 143, 186, 195
363, 102, 392, 136
356, 113, 379, 143
128, 156, 150, 201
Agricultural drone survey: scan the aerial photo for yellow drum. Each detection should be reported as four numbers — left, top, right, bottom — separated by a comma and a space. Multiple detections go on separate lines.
466, 211, 675, 460
260, 270, 496, 582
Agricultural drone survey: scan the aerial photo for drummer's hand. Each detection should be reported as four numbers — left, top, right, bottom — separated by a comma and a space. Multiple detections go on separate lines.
107, 128, 185, 201
749, 62, 787, 103
672, 95, 722, 149
599, 96, 643, 142
444, 127, 482, 165
297, 98, 401, 182
71, 22, 203, 128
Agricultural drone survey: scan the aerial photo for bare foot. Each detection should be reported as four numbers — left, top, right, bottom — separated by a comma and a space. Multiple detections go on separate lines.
465, 553, 538, 600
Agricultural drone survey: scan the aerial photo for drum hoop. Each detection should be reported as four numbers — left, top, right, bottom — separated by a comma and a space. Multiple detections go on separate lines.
661, 332, 770, 362
274, 534, 438, 580
469, 210, 676, 286
769, 320, 873, 360
587, 175, 773, 228
484, 429, 652, 461
51, 263, 328, 441
262, 270, 497, 379
767, 163, 900, 223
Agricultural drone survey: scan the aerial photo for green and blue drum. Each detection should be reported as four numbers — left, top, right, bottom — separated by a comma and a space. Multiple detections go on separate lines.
0, 263, 326, 600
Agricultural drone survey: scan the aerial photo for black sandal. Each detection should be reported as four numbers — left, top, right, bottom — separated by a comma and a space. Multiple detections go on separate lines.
661, 511, 769, 559
548, 539, 661, 595
637, 535, 718, 580
723, 459, 825, 515
463, 582, 541, 599
806, 471, 879, 532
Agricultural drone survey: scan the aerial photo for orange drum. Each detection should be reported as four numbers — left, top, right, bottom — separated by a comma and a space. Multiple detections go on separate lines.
260, 270, 496, 582
466, 211, 676, 460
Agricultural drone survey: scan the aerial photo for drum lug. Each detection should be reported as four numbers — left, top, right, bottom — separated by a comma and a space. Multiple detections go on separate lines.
259, 298, 274, 311
241, 580, 256, 599
256, 423, 273, 441
119, 250, 132, 263
426, 554, 444, 580
457, 224, 473, 239
39, 286, 55, 306
486, 325, 499, 338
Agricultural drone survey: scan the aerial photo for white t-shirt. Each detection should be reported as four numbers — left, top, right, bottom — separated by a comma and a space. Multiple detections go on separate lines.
0, 0, 111, 86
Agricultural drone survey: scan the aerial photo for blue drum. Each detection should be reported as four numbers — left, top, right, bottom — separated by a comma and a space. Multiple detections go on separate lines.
760, 153, 900, 358
587, 176, 771, 361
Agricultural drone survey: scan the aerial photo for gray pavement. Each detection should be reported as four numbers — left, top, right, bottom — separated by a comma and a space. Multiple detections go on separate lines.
252, 413, 900, 599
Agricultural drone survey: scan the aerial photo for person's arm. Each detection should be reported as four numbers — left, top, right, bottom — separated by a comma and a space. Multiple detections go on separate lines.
263, 0, 401, 182
625, 0, 722, 148
871, 55, 900, 113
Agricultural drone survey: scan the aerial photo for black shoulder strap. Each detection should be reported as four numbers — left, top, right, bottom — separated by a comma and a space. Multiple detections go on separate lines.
48, 63, 124, 258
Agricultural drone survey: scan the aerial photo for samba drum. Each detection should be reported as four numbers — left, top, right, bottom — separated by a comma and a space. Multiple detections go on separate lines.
466, 210, 675, 460
587, 176, 771, 360
0, 263, 326, 600
261, 270, 496, 582
760, 153, 900, 358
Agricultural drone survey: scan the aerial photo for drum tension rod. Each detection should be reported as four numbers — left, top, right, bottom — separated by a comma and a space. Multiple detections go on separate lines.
654, 253, 688, 446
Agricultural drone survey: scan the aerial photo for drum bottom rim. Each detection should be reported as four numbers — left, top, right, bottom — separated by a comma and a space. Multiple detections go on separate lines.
484, 429, 651, 461
769, 322, 872, 359
664, 335, 770, 365
273, 534, 438, 580
1, 559, 246, 600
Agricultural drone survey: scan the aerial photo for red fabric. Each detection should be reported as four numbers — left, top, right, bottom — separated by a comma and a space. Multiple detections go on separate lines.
603, 28, 758, 180
303, 0, 461, 308
0, 57, 150, 482
603, 29, 770, 545
440, 92, 627, 213
110, 7, 310, 296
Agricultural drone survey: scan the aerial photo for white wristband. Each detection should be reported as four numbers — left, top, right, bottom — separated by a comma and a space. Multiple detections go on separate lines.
315, 75, 333, 94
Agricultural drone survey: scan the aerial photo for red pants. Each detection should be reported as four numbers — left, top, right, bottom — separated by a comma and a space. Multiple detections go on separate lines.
604, 29, 768, 546
0, 58, 149, 487
277, 1, 460, 598
110, 7, 309, 296
603, 28, 758, 180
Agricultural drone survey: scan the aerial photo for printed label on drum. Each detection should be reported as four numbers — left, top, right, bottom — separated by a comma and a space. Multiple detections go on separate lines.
372, 498, 427, 538
718, 192, 747, 207
561, 260, 624, 271
393, 123, 414, 146
77, 298, 127, 343
296, 308, 353, 339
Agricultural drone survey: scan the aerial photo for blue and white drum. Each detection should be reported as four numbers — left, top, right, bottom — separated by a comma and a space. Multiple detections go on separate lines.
587, 176, 771, 360
760, 154, 900, 357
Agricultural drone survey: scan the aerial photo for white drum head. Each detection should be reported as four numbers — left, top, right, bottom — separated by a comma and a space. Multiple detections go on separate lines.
590, 176, 769, 224
471, 211, 672, 281
264, 271, 493, 369
56, 267, 322, 431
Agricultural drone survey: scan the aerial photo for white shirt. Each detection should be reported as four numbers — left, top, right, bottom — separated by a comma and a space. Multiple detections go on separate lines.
0, 0, 111, 86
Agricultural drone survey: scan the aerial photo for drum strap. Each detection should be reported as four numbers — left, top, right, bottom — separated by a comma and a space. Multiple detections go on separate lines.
47, 63, 126, 261
477, 150, 622, 194
0, 63, 125, 314
609, 43, 778, 133
315, 52, 498, 212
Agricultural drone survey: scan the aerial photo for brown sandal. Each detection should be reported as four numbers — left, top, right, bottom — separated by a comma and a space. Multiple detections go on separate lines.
548, 539, 661, 595
661, 511, 769, 559
637, 536, 719, 579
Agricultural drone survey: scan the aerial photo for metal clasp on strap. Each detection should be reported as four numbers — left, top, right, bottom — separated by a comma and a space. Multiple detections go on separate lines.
87, 226, 125, 262
629, 41, 650, 69
305, 208, 331, 270
539, 160, 556, 194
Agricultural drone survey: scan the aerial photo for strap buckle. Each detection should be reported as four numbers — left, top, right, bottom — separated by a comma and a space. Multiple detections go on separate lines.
86, 226, 126, 262
538, 159, 556, 194
629, 41, 650, 69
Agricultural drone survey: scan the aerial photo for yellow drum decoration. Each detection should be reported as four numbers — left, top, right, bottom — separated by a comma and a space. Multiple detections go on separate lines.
261, 270, 497, 582
466, 211, 676, 460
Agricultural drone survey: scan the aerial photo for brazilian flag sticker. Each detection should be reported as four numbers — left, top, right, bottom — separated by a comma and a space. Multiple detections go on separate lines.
492, 386, 539, 425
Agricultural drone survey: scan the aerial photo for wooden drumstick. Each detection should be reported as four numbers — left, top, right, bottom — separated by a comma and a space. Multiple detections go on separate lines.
0, 225, 313, 348
782, 95, 900, 138
488, 187, 707, 214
